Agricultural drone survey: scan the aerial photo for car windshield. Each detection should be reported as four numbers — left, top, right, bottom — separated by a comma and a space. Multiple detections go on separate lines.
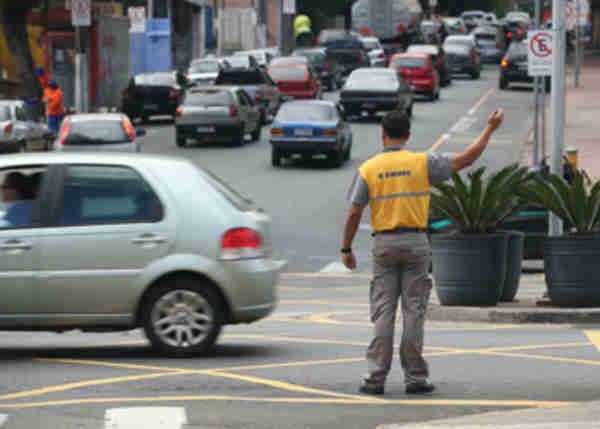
225, 56, 251, 68
326, 39, 363, 49
392, 57, 426, 68
184, 90, 232, 106
271, 57, 307, 66
506, 12, 529, 21
216, 70, 265, 85
0, 106, 11, 121
294, 51, 325, 65
268, 67, 307, 81
134, 73, 175, 86
66, 119, 129, 144
463, 12, 484, 19
276, 103, 335, 122
408, 45, 438, 55
362, 40, 380, 50
188, 61, 219, 74
445, 38, 471, 48
445, 45, 470, 55
236, 51, 265, 62
346, 70, 397, 89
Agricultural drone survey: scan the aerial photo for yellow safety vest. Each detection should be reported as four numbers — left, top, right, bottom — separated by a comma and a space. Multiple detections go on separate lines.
358, 150, 431, 231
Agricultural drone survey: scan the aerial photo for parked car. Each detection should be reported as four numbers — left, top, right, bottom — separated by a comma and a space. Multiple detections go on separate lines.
175, 86, 261, 147
444, 44, 481, 79
292, 47, 343, 91
461, 10, 485, 31
54, 113, 145, 153
270, 100, 352, 167
389, 53, 440, 101
0, 100, 49, 153
472, 25, 505, 63
223, 55, 260, 70
0, 152, 283, 356
268, 64, 322, 101
233, 49, 273, 68
406, 44, 451, 86
326, 38, 370, 79
442, 17, 467, 35
187, 58, 231, 86
121, 72, 182, 123
360, 36, 387, 67
340, 68, 414, 118
215, 68, 281, 124
500, 40, 551, 92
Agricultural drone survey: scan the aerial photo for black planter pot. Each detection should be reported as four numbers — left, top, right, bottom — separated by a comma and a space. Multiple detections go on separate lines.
544, 236, 600, 307
499, 231, 525, 302
431, 234, 508, 306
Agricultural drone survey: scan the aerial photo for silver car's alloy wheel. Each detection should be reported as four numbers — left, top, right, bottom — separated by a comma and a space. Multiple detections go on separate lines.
150, 289, 214, 349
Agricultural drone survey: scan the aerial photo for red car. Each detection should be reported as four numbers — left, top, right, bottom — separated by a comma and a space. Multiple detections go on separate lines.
267, 64, 322, 100
389, 53, 440, 101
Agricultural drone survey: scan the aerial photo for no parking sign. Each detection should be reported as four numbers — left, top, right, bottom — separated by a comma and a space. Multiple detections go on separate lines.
528, 30, 553, 76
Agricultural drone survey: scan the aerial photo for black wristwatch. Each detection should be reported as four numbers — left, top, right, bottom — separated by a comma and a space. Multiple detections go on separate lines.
340, 248, 352, 254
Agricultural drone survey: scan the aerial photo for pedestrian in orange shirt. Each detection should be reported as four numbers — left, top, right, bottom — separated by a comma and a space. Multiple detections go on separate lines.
42, 80, 65, 134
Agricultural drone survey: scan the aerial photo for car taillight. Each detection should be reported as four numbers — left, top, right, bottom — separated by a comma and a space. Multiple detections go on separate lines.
229, 106, 239, 117
255, 92, 263, 102
378, 52, 386, 59
460, 26, 466, 33
169, 87, 181, 100
507, 31, 513, 39
517, 28, 523, 36
58, 118, 71, 145
176, 106, 183, 117
501, 57, 509, 69
323, 128, 337, 136
220, 228, 264, 260
3, 122, 13, 135
122, 88, 129, 99
121, 118, 136, 142
270, 128, 283, 135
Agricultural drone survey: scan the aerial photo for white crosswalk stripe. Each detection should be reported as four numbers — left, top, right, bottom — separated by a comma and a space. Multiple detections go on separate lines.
104, 407, 187, 429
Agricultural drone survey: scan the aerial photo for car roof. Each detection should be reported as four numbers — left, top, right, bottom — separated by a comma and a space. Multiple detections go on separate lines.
269, 63, 308, 69
66, 113, 126, 122
282, 100, 336, 108
188, 85, 240, 93
445, 35, 475, 41
392, 53, 428, 59
408, 44, 439, 53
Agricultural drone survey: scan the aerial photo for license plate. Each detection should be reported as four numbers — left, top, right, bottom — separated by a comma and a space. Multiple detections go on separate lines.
196, 126, 215, 133
144, 104, 158, 110
294, 128, 313, 137
362, 103, 376, 110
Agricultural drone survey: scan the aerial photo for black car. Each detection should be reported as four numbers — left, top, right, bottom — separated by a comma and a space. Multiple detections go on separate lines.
324, 39, 370, 79
339, 68, 414, 120
445, 44, 481, 79
121, 72, 182, 123
500, 40, 551, 91
292, 48, 343, 91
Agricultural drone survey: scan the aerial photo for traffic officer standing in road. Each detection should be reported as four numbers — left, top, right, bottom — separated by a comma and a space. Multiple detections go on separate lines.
42, 80, 65, 134
341, 109, 504, 395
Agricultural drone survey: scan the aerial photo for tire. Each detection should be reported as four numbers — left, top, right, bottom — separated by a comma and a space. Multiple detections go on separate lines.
329, 79, 337, 92
435, 87, 440, 100
428, 90, 436, 102
250, 124, 261, 142
141, 115, 150, 124
471, 71, 480, 80
272, 147, 282, 167
17, 141, 26, 153
176, 131, 186, 148
545, 78, 551, 93
230, 126, 245, 147
406, 103, 413, 118
330, 149, 344, 168
344, 138, 352, 161
499, 76, 509, 90
141, 276, 225, 357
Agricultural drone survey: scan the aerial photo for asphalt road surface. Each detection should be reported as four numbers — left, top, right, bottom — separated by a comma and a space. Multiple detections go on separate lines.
0, 66, 584, 429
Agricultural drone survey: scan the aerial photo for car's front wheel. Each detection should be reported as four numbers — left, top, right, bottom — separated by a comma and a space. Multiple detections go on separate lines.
272, 147, 282, 167
142, 277, 225, 357
250, 123, 261, 142
176, 131, 186, 147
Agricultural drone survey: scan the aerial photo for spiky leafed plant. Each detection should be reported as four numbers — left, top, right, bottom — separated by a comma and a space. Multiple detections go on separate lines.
431, 164, 532, 234
521, 172, 600, 235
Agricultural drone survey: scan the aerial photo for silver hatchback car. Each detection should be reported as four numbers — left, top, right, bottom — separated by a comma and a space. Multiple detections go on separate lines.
0, 153, 283, 356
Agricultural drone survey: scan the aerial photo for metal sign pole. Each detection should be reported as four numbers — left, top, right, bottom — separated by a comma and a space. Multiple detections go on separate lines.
575, 0, 582, 87
549, 0, 567, 236
532, 0, 542, 166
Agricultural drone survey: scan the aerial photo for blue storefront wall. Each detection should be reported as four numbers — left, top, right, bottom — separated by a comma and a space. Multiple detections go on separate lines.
130, 18, 172, 75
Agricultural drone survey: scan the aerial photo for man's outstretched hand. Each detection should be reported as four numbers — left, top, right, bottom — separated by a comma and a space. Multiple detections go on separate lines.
342, 252, 357, 270
487, 109, 504, 133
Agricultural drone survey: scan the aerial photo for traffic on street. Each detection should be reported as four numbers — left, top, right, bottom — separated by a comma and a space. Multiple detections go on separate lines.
0, 0, 598, 427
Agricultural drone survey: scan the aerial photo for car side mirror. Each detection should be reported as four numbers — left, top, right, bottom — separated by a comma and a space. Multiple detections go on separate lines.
136, 128, 147, 137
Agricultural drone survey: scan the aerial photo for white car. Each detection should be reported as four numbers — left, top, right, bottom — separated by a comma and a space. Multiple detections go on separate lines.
187, 58, 231, 86
54, 113, 145, 153
444, 34, 478, 52
234, 49, 274, 68
0, 100, 49, 153
360, 36, 386, 67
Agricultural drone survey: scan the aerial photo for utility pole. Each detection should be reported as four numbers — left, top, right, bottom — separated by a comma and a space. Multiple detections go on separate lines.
549, 0, 567, 237
533, 0, 541, 166
574, 0, 582, 87
281, 0, 295, 54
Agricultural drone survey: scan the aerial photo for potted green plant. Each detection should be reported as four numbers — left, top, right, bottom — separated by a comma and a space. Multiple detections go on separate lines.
523, 172, 600, 307
430, 165, 530, 306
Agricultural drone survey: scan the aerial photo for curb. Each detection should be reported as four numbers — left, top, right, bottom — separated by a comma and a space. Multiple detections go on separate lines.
426, 302, 600, 324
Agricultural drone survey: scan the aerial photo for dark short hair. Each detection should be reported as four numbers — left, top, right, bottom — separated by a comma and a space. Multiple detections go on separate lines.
3, 172, 28, 197
382, 110, 411, 139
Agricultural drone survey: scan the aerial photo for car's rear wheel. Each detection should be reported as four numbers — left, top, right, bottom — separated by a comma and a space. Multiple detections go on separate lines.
406, 102, 413, 117
330, 148, 344, 168
272, 147, 282, 167
499, 76, 509, 90
250, 123, 261, 142
142, 277, 225, 357
176, 131, 186, 147
471, 70, 480, 79
18, 141, 26, 153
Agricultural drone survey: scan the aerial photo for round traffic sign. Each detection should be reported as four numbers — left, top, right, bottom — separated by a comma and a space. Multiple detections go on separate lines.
530, 32, 553, 58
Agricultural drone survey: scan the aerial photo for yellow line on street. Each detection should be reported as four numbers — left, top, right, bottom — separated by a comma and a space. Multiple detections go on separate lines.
469, 87, 495, 115
34, 358, 187, 373
223, 333, 370, 347
0, 396, 574, 410
584, 330, 600, 352
474, 350, 600, 367
0, 372, 188, 401
428, 134, 450, 153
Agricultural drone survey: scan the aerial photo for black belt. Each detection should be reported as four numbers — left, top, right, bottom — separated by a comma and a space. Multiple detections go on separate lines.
372, 227, 428, 236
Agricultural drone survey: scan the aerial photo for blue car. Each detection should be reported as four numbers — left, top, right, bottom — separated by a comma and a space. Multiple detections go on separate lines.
269, 100, 352, 168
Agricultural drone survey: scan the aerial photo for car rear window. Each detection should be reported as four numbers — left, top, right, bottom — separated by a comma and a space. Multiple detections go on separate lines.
276, 103, 335, 121
198, 169, 253, 211
445, 45, 470, 55
188, 61, 219, 74
216, 70, 265, 85
226, 56, 251, 68
134, 73, 175, 86
66, 119, 129, 145
393, 57, 427, 68
508, 42, 528, 57
0, 106, 10, 121
294, 51, 325, 66
268, 67, 307, 81
408, 45, 438, 55
184, 90, 232, 106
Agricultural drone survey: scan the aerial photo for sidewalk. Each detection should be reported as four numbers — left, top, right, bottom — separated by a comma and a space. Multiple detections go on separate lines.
379, 400, 600, 428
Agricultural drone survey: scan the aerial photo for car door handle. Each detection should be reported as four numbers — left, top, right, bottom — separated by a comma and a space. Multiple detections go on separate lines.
131, 234, 167, 245
0, 239, 32, 250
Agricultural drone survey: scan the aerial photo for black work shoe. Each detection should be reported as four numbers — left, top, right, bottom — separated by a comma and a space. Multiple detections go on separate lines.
405, 382, 435, 395
359, 383, 385, 395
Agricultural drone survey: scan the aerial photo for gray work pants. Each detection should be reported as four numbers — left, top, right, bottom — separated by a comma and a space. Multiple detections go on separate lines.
363, 232, 432, 386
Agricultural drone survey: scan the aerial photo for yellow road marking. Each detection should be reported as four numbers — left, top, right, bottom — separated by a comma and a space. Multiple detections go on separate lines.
282, 272, 371, 279
0, 396, 574, 409
0, 372, 188, 401
584, 330, 600, 352
35, 358, 186, 373
474, 350, 600, 367
469, 342, 591, 353
428, 134, 450, 153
